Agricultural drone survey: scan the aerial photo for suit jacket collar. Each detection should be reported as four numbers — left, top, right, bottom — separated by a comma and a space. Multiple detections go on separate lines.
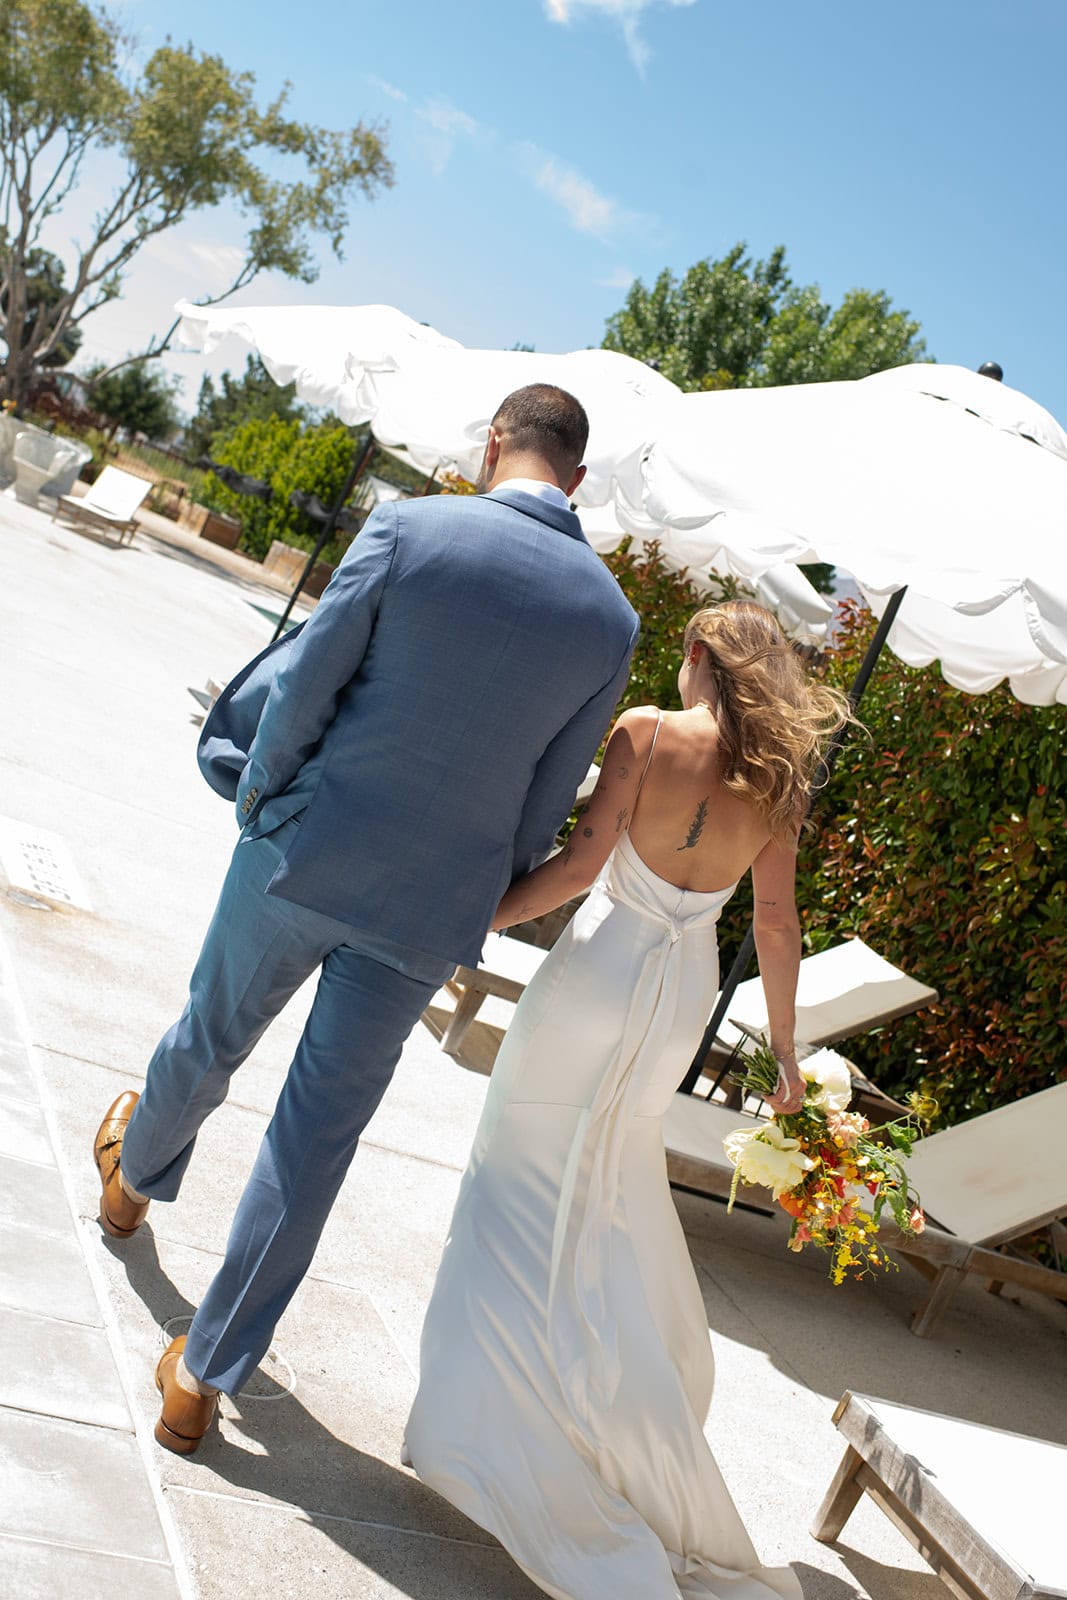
482, 485, 588, 544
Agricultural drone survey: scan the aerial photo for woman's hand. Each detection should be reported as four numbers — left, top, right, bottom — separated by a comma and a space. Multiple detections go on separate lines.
766, 1051, 805, 1115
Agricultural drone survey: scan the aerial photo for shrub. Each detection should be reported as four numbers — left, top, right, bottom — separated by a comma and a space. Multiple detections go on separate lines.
601, 537, 740, 713
798, 600, 1065, 1124
202, 416, 359, 564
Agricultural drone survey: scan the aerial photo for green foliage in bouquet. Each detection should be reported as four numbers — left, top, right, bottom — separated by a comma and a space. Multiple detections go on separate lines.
724, 1044, 927, 1283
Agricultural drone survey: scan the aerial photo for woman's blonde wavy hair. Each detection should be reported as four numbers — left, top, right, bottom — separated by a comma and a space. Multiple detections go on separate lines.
684, 600, 854, 842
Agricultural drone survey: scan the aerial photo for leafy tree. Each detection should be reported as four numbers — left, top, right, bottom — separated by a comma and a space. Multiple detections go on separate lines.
186, 355, 303, 459
602, 243, 928, 391
0, 248, 82, 370
0, 0, 393, 408
87, 359, 181, 439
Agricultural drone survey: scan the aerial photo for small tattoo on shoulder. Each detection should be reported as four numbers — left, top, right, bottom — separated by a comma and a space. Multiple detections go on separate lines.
615, 807, 629, 833
618, 765, 630, 778
583, 826, 593, 838
677, 797, 708, 852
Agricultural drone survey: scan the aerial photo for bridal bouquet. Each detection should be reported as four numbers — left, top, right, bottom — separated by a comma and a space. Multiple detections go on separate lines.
722, 1046, 928, 1283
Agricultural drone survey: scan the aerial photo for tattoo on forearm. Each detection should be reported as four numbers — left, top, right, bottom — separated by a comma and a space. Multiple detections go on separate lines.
615, 807, 629, 833
560, 840, 574, 863
757, 897, 777, 906
582, 826, 593, 838
676, 797, 708, 852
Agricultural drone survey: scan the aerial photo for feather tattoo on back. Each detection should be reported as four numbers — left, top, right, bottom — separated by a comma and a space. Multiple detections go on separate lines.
677, 797, 708, 852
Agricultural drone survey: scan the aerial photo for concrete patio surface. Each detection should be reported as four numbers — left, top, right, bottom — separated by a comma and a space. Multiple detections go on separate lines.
1, 489, 1063, 1600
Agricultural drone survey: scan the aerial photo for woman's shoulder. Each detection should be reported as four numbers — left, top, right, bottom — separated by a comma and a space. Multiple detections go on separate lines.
609, 704, 662, 750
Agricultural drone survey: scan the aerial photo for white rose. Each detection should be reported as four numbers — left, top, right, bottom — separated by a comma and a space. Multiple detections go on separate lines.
723, 1122, 813, 1198
800, 1049, 854, 1113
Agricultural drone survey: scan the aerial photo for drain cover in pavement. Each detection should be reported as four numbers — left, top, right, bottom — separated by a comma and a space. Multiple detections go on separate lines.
0, 818, 93, 911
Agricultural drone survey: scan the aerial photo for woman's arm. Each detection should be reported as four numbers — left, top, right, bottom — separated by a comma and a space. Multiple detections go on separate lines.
750, 834, 806, 1114
493, 708, 658, 930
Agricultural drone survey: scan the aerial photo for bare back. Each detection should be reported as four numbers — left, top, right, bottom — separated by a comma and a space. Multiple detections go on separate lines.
628, 708, 774, 892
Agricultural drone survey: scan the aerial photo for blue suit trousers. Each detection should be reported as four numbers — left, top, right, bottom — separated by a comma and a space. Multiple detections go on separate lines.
122, 819, 450, 1394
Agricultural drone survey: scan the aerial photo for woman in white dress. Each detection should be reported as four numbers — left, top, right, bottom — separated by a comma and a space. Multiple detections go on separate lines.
405, 602, 850, 1600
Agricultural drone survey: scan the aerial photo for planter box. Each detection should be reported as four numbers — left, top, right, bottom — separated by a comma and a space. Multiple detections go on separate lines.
199, 510, 242, 550
263, 539, 336, 597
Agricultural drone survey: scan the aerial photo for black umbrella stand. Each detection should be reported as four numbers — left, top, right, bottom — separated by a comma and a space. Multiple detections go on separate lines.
270, 431, 378, 642
677, 583, 909, 1095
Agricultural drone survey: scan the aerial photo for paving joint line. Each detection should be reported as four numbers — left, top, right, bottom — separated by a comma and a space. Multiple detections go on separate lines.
0, 927, 197, 1600
28, 1046, 470, 1174
0, 1528, 176, 1568
167, 1482, 501, 1549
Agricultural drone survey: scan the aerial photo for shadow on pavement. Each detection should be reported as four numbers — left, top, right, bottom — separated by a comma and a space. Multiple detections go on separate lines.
105, 1229, 543, 1600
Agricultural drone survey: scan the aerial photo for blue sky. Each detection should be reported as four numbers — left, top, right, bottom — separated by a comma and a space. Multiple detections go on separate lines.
65, 0, 1067, 420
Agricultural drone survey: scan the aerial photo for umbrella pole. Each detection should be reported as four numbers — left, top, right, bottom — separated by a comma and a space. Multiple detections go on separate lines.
270, 432, 378, 642
677, 584, 909, 1096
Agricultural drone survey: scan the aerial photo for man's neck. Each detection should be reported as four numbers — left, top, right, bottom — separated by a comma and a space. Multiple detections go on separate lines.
487, 476, 570, 509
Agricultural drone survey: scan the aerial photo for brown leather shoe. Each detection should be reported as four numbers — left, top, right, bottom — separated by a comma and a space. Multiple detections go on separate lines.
155, 1336, 218, 1454
93, 1091, 150, 1238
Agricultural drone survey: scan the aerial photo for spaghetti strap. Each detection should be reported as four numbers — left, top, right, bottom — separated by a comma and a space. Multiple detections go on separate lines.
634, 711, 662, 802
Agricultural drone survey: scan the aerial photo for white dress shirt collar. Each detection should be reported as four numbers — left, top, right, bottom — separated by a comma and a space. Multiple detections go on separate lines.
487, 477, 570, 510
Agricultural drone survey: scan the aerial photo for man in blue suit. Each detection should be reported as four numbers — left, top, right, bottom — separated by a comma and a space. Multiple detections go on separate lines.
92, 384, 639, 1452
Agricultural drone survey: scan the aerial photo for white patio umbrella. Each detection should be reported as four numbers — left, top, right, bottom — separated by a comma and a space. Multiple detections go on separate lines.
577, 502, 833, 645
634, 364, 1067, 705
175, 300, 680, 508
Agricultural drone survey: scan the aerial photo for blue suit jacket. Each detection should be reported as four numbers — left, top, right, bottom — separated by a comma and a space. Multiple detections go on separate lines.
200, 487, 638, 968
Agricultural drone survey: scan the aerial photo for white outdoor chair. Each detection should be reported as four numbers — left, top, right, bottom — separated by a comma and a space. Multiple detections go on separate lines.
663, 1079, 1067, 1336
12, 429, 85, 508
54, 465, 152, 544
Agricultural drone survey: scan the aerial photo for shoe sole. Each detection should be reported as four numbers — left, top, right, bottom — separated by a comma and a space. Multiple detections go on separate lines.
154, 1369, 216, 1456
154, 1414, 205, 1455
93, 1137, 147, 1239
97, 1194, 143, 1238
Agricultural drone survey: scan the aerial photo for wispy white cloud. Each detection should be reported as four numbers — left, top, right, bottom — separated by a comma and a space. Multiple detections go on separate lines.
145, 236, 246, 290
596, 265, 636, 290
521, 144, 639, 240
415, 97, 480, 176
366, 74, 408, 102
543, 0, 696, 75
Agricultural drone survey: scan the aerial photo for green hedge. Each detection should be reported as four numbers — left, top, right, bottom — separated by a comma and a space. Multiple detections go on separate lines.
201, 416, 359, 565
800, 601, 1065, 1124
602, 538, 738, 712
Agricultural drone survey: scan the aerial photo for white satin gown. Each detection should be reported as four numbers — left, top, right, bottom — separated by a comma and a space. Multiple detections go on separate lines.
405, 830, 801, 1600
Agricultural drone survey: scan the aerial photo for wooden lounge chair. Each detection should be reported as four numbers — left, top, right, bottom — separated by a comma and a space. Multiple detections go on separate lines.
431, 932, 935, 1090
425, 933, 551, 1068
813, 1391, 1067, 1600
663, 1080, 1067, 1336
703, 938, 938, 1108
54, 465, 152, 545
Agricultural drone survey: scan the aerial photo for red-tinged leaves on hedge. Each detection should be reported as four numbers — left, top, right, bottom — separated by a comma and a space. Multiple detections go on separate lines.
797, 602, 1066, 1125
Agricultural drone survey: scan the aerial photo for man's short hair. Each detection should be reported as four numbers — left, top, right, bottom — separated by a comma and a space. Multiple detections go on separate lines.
491, 384, 589, 480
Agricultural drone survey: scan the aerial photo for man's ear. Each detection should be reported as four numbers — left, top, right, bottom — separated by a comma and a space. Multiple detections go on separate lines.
483, 428, 502, 482
564, 462, 586, 499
